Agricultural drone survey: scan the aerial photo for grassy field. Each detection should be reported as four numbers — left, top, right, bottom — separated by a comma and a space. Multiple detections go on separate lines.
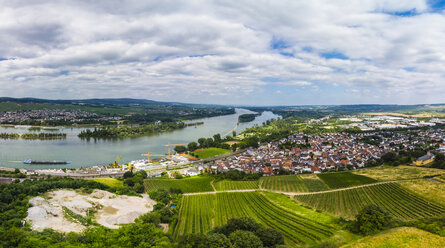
353, 165, 445, 181
91, 178, 123, 187
294, 183, 445, 220
342, 227, 445, 248
144, 177, 213, 193
399, 179, 445, 207
193, 148, 230, 159
317, 172, 377, 189
214, 180, 259, 191
174, 192, 336, 247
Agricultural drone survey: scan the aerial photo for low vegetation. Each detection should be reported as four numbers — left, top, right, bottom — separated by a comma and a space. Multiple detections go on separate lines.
317, 172, 377, 189
174, 192, 335, 247
353, 165, 445, 181
399, 179, 445, 207
260, 175, 309, 192
91, 178, 123, 188
192, 147, 230, 159
342, 227, 445, 248
294, 183, 445, 220
214, 180, 259, 191
178, 217, 285, 248
144, 176, 214, 193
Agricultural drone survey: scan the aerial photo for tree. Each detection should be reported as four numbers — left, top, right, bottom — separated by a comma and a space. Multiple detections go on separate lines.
174, 145, 186, 153
352, 204, 392, 235
198, 138, 206, 148
187, 142, 198, 152
255, 227, 284, 247
213, 133, 222, 143
206, 233, 231, 248
229, 230, 263, 248
205, 138, 214, 148
232, 130, 236, 137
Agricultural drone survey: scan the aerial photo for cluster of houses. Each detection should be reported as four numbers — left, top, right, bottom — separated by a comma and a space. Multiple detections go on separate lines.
337, 115, 444, 131
0, 109, 121, 124
209, 128, 445, 175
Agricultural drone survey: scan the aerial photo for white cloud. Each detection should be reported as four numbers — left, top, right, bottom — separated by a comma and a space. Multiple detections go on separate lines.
0, 0, 444, 105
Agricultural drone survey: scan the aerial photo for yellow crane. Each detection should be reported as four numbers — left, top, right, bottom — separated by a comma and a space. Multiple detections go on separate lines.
161, 142, 187, 157
108, 155, 122, 168
141, 152, 166, 162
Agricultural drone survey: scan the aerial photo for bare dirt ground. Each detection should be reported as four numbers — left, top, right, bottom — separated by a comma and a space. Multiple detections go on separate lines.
26, 189, 156, 232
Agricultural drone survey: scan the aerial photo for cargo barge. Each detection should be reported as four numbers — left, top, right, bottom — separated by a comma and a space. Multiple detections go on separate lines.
24, 160, 71, 165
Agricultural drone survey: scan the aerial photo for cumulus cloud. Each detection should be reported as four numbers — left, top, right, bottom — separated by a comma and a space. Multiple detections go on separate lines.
0, 0, 444, 105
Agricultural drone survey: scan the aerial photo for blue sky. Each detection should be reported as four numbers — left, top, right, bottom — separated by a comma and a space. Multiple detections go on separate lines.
0, 0, 445, 105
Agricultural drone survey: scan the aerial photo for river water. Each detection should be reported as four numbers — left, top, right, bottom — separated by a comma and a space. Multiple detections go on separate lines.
0, 109, 280, 169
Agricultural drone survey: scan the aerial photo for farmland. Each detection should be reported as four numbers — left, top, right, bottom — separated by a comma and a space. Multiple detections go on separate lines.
91, 178, 123, 188
353, 165, 445, 181
317, 172, 377, 189
144, 177, 213, 193
399, 179, 445, 207
214, 180, 259, 191
294, 183, 445, 220
174, 192, 337, 247
260, 175, 308, 192
342, 227, 445, 248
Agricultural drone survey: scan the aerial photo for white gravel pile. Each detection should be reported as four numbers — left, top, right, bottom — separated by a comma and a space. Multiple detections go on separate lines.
26, 189, 155, 232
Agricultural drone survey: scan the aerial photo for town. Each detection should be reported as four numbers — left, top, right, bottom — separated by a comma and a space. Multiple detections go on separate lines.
0, 109, 121, 124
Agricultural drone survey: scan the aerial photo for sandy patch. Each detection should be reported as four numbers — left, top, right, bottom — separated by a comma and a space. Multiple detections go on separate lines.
26, 189, 156, 232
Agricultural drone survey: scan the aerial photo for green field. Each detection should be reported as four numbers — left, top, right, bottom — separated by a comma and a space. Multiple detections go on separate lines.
214, 180, 259, 191
294, 183, 445, 220
260, 175, 308, 192
260, 175, 329, 192
353, 165, 445, 181
317, 172, 377, 189
174, 192, 335, 247
342, 227, 445, 248
193, 148, 230, 159
144, 177, 213, 193
90, 178, 123, 187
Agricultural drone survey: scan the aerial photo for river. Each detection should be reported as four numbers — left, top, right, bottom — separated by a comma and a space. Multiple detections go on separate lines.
0, 108, 280, 169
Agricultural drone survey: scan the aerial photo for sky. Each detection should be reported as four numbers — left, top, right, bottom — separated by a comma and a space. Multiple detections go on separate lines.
0, 0, 445, 106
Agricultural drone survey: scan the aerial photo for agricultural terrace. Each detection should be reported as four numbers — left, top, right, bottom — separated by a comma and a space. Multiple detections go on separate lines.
294, 183, 445, 220
317, 172, 377, 189
174, 192, 335, 247
260, 175, 308, 192
353, 165, 445, 181
214, 180, 259, 191
144, 177, 213, 193
260, 175, 330, 192
193, 148, 230, 159
341, 227, 445, 248
90, 178, 123, 188
398, 180, 445, 207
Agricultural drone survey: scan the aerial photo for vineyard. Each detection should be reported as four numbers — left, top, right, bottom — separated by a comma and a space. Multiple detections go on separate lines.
260, 175, 330, 192
317, 172, 377, 189
214, 180, 259, 191
144, 177, 213, 193
174, 192, 335, 247
294, 183, 445, 220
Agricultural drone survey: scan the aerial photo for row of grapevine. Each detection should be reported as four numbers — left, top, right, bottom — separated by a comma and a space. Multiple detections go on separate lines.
316, 172, 377, 189
144, 177, 214, 193
260, 175, 331, 192
173, 194, 215, 239
260, 175, 309, 192
173, 192, 334, 247
214, 180, 259, 191
302, 178, 329, 192
294, 183, 445, 220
